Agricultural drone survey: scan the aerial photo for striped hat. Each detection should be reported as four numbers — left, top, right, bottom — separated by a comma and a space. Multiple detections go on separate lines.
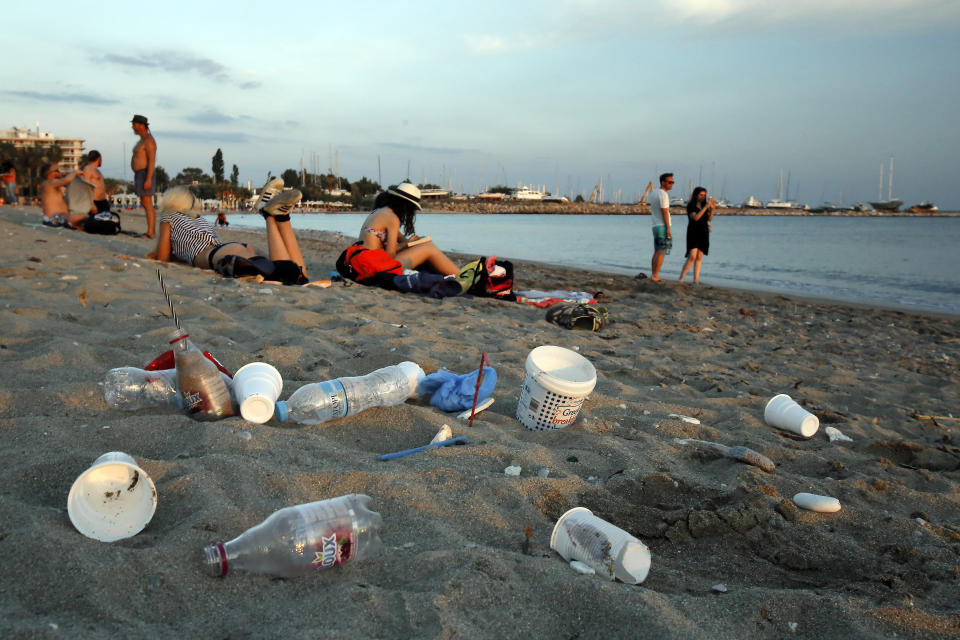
387, 183, 422, 210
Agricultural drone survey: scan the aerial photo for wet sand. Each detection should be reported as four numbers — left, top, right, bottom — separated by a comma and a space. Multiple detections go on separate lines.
1, 205, 958, 639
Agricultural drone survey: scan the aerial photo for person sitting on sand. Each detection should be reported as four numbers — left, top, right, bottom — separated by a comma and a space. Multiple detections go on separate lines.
147, 180, 309, 285
39, 163, 86, 228
358, 183, 458, 276
678, 186, 715, 284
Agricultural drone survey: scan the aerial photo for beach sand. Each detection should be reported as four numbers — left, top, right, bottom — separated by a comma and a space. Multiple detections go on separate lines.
1, 204, 958, 639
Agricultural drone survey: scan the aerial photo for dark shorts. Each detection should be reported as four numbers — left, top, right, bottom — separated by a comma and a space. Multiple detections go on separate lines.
134, 169, 154, 197
5, 182, 16, 203
652, 224, 672, 255
94, 199, 111, 213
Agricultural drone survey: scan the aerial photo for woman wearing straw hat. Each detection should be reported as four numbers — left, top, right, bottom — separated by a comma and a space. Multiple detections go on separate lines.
146, 180, 309, 284
358, 183, 459, 276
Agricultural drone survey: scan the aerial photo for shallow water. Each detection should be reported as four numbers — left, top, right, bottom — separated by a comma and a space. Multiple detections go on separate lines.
220, 213, 960, 315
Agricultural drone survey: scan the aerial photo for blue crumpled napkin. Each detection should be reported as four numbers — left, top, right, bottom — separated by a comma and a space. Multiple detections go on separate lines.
417, 365, 497, 412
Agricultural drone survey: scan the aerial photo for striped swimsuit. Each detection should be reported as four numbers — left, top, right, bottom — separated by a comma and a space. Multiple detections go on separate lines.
162, 211, 220, 263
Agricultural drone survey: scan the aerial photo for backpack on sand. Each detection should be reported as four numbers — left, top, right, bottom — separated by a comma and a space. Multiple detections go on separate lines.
457, 256, 516, 301
82, 211, 122, 235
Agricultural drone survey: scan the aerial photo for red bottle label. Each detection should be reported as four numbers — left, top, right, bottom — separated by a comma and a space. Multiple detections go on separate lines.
311, 525, 355, 569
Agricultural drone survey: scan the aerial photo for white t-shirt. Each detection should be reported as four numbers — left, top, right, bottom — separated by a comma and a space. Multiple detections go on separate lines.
651, 188, 670, 227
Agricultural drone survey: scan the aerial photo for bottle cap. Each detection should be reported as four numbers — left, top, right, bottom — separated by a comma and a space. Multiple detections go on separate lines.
273, 400, 289, 422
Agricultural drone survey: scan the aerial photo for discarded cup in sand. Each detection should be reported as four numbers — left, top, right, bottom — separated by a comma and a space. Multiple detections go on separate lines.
67, 452, 157, 542
550, 507, 651, 584
233, 362, 283, 423
764, 393, 819, 438
516, 346, 597, 431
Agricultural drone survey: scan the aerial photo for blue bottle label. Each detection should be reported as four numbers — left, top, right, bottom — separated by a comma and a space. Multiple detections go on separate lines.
316, 379, 348, 420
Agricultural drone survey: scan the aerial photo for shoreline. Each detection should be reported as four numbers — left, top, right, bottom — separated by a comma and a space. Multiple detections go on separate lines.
2, 203, 959, 639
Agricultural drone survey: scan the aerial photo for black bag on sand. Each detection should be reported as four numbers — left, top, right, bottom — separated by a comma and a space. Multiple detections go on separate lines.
82, 211, 122, 235
214, 254, 308, 285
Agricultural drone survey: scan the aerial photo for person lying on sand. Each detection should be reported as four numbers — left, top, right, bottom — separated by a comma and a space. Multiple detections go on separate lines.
359, 183, 458, 276
147, 180, 309, 285
40, 163, 87, 228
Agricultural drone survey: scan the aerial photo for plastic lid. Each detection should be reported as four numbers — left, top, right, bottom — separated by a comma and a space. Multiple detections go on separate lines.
274, 400, 289, 422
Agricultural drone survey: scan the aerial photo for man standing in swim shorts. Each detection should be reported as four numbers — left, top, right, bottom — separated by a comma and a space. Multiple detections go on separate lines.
130, 114, 157, 238
650, 172, 674, 282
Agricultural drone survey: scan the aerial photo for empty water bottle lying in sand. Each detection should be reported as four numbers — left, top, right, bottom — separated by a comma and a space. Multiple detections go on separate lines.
203, 494, 383, 578
274, 362, 424, 426
103, 367, 234, 411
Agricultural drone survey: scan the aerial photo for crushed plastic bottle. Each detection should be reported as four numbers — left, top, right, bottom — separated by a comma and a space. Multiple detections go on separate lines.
170, 328, 234, 420
203, 494, 383, 578
274, 362, 424, 426
103, 366, 233, 411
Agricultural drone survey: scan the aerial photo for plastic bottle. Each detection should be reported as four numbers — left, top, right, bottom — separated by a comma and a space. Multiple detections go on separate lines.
103, 367, 234, 411
170, 329, 234, 421
203, 494, 384, 578
274, 362, 424, 425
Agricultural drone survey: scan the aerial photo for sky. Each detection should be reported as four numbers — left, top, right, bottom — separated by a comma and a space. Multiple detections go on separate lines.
3, 0, 959, 208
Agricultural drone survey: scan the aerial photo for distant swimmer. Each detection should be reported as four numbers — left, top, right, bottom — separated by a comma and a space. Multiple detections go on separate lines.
81, 150, 110, 213
650, 172, 674, 282
130, 114, 157, 238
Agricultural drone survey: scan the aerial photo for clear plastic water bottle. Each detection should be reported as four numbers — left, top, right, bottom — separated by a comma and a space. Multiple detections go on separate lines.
274, 362, 424, 425
203, 494, 384, 578
170, 329, 234, 421
103, 367, 234, 411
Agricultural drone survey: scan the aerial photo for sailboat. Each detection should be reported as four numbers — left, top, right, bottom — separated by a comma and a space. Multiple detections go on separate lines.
869, 157, 903, 211
766, 169, 795, 208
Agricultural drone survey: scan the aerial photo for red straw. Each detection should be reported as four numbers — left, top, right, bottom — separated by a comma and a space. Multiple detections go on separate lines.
468, 352, 487, 427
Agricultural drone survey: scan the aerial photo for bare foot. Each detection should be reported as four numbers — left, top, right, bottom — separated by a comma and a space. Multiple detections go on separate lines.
650, 275, 663, 283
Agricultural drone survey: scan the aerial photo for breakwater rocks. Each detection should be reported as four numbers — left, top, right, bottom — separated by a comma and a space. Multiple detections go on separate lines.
421, 201, 959, 216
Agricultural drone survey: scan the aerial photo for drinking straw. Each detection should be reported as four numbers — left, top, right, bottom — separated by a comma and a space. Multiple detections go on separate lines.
156, 269, 181, 331
469, 352, 487, 427
378, 436, 467, 461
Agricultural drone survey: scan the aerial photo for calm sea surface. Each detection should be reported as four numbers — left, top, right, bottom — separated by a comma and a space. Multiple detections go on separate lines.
220, 213, 960, 316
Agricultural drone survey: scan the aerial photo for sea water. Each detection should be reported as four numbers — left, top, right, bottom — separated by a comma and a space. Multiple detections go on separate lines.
220, 213, 960, 316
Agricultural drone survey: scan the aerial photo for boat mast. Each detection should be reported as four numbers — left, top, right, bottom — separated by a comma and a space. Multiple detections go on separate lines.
888, 156, 894, 201
878, 163, 884, 201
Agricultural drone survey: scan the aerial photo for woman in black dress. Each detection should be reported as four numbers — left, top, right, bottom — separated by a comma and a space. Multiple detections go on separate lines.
679, 187, 715, 283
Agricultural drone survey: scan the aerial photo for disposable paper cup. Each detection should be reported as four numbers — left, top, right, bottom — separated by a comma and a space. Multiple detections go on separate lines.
550, 507, 651, 584
233, 362, 283, 423
67, 452, 157, 542
516, 346, 597, 431
764, 393, 819, 438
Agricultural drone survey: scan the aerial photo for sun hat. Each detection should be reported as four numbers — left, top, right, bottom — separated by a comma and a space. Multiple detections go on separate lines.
160, 186, 200, 217
131, 114, 149, 126
387, 183, 422, 210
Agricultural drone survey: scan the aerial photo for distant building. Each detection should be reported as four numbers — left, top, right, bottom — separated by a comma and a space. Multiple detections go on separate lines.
1, 126, 85, 172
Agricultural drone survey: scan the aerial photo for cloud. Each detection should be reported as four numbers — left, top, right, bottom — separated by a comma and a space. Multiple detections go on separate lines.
0, 90, 119, 105
161, 130, 255, 144
380, 142, 480, 155
95, 51, 260, 89
185, 108, 237, 126
663, 0, 960, 28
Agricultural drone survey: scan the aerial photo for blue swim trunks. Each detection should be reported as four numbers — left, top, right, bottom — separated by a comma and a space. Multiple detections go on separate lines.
652, 224, 672, 254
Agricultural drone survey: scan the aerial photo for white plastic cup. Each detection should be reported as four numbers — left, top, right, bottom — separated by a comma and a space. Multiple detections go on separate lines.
233, 362, 283, 423
764, 393, 819, 437
516, 346, 597, 431
67, 452, 158, 542
550, 507, 651, 584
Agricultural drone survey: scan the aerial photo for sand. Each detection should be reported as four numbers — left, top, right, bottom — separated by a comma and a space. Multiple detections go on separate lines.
1, 204, 958, 639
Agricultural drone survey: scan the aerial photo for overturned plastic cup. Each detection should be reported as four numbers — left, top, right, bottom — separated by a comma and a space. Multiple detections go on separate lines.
550, 507, 651, 584
233, 362, 283, 423
67, 452, 157, 542
764, 393, 819, 438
